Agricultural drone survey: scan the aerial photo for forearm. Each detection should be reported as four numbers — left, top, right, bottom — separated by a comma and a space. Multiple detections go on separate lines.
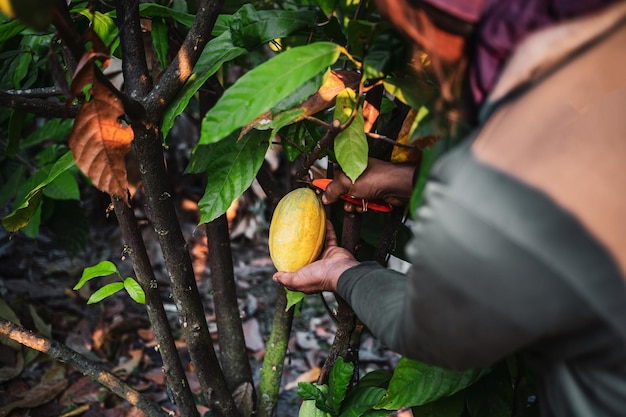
337, 262, 408, 352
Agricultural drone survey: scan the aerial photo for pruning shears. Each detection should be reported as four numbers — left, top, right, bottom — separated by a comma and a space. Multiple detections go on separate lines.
311, 178, 393, 213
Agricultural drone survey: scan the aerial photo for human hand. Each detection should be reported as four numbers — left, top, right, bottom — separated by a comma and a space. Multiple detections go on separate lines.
323, 158, 416, 211
272, 221, 358, 293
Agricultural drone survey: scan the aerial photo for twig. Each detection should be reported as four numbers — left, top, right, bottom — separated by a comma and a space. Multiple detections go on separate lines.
0, 90, 78, 118
366, 132, 419, 149
2, 86, 63, 98
0, 318, 169, 417
295, 119, 342, 180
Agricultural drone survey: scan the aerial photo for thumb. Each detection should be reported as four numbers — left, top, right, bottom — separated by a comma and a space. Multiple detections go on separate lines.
322, 176, 350, 205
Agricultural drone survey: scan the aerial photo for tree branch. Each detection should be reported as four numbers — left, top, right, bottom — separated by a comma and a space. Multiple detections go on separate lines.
111, 195, 200, 417
0, 318, 169, 417
142, 0, 225, 121
0, 90, 78, 118
295, 120, 342, 180
206, 214, 254, 392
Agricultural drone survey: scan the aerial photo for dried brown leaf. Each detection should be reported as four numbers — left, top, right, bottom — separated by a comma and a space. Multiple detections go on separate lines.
0, 376, 68, 416
233, 382, 254, 417
69, 67, 133, 203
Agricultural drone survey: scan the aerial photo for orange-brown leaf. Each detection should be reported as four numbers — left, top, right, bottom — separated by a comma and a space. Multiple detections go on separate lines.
69, 68, 133, 202
298, 69, 361, 118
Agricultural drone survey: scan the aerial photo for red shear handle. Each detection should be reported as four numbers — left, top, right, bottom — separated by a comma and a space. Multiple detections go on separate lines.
311, 179, 393, 213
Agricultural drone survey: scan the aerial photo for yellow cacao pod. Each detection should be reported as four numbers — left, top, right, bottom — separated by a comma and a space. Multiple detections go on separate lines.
269, 188, 326, 272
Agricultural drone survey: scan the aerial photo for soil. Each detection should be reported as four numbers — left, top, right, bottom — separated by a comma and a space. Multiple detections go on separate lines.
0, 187, 400, 417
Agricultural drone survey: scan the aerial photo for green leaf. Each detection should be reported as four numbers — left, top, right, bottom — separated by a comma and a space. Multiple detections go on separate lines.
1, 188, 42, 232
44, 170, 79, 200
74, 260, 120, 290
229, 4, 316, 49
376, 358, 488, 410
333, 89, 367, 183
329, 357, 355, 414
298, 382, 327, 402
87, 282, 124, 304
299, 399, 330, 417
162, 30, 246, 139
12, 51, 31, 89
200, 42, 341, 145
151, 17, 169, 70
362, 30, 408, 81
0, 19, 26, 43
383, 77, 436, 111
409, 106, 437, 143
340, 387, 386, 417
21, 119, 73, 148
272, 70, 326, 114
279, 120, 323, 162
79, 10, 119, 54
358, 370, 393, 389
124, 278, 145, 304
27, 151, 76, 199
285, 289, 306, 311
192, 129, 270, 224
137, 3, 196, 28
316, 0, 337, 16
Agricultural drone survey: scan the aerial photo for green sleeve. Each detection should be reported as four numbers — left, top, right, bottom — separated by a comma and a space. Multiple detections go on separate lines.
337, 143, 626, 373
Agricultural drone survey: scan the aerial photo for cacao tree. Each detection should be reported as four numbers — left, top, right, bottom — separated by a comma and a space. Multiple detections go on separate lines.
0, 0, 537, 416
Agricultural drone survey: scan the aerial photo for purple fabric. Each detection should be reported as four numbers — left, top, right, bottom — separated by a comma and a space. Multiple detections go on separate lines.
423, 0, 616, 109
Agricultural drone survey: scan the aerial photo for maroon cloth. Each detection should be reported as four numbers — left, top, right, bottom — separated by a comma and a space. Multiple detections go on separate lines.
423, 0, 616, 109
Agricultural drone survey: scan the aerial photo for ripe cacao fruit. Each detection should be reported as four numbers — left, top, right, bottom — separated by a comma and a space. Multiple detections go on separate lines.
269, 187, 326, 272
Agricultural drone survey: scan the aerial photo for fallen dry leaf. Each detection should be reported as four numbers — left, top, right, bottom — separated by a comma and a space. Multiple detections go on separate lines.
112, 348, 143, 378
284, 366, 321, 390
233, 382, 254, 417
0, 376, 68, 416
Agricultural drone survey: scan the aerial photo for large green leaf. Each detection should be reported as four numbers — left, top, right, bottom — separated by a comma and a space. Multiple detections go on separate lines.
161, 30, 246, 139
200, 42, 341, 145
43, 170, 80, 200
193, 129, 270, 224
333, 88, 367, 183
375, 358, 487, 410
228, 4, 317, 49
